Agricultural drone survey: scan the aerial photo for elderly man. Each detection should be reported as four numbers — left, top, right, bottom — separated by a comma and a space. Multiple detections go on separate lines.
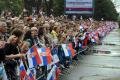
0, 21, 8, 41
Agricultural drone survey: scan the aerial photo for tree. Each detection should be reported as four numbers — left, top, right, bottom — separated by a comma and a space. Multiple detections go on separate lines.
0, 0, 23, 16
94, 0, 118, 21
53, 0, 64, 16
0, 0, 118, 20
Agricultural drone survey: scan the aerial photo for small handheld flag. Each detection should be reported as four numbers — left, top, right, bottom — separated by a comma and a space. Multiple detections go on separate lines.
19, 60, 27, 80
27, 45, 42, 68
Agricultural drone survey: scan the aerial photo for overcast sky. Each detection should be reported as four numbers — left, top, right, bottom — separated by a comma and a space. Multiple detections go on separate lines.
112, 0, 120, 12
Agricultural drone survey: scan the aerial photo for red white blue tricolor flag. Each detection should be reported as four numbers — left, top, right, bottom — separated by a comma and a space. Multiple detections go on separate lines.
62, 43, 76, 57
38, 47, 52, 66
19, 60, 27, 80
62, 44, 72, 57
27, 45, 42, 68
68, 43, 75, 57
47, 65, 57, 80
26, 69, 35, 80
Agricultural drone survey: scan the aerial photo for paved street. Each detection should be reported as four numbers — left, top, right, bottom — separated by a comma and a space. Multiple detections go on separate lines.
61, 29, 120, 80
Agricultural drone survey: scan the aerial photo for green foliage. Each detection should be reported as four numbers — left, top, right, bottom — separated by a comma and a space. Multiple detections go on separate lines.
53, 0, 64, 16
52, 0, 118, 20
0, 0, 118, 21
94, 0, 118, 21
0, 0, 23, 16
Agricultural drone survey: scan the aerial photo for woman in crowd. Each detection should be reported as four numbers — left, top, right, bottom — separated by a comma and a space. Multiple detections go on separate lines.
0, 29, 24, 80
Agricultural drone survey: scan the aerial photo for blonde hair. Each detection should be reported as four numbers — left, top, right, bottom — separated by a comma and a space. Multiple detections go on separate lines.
7, 35, 16, 43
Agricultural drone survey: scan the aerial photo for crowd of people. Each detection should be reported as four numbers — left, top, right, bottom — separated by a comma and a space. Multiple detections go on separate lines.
0, 11, 119, 80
